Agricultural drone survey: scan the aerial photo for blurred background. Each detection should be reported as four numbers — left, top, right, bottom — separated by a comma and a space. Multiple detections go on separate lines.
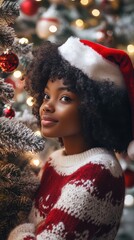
0, 0, 134, 239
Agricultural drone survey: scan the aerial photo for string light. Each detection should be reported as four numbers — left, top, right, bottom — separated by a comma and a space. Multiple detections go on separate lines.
92, 9, 100, 17
80, 0, 89, 6
35, 130, 42, 136
75, 19, 84, 28
31, 158, 40, 167
124, 194, 134, 207
127, 44, 134, 54
49, 25, 58, 33
19, 38, 29, 44
13, 70, 22, 78
26, 96, 34, 106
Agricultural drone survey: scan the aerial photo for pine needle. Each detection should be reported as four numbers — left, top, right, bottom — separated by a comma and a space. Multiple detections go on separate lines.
0, 117, 45, 152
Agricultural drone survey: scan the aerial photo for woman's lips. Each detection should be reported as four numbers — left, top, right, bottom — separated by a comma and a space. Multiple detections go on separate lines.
41, 116, 58, 127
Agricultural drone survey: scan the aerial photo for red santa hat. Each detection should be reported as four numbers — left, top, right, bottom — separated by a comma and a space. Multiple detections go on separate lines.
58, 37, 134, 158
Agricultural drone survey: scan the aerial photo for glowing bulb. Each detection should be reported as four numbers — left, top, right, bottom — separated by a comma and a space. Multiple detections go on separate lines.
19, 38, 29, 44
49, 25, 58, 33
13, 70, 22, 78
75, 19, 84, 28
32, 159, 40, 167
92, 9, 100, 17
26, 96, 34, 106
124, 194, 134, 207
127, 44, 134, 53
80, 0, 89, 6
35, 130, 41, 136
96, 31, 105, 39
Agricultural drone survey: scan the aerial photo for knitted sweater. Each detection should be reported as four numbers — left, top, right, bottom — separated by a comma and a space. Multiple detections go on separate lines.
8, 147, 125, 240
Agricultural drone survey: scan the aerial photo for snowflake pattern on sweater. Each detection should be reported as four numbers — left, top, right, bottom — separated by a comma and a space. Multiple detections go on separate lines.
8, 148, 125, 240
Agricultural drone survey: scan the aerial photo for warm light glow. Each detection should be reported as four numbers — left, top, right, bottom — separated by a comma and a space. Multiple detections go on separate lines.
75, 19, 84, 28
31, 159, 40, 167
127, 44, 134, 53
92, 9, 100, 17
26, 96, 34, 106
96, 31, 104, 39
80, 0, 89, 6
49, 25, 58, 33
124, 194, 134, 207
13, 70, 22, 78
35, 130, 42, 136
19, 38, 29, 44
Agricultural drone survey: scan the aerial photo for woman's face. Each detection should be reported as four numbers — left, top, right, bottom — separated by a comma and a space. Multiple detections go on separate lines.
39, 79, 82, 140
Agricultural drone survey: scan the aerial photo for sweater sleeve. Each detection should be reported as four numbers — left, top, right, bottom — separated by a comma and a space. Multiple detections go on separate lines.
7, 223, 35, 240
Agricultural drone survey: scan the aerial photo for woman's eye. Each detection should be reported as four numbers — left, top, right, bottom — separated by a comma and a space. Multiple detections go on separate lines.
43, 93, 49, 100
61, 96, 72, 102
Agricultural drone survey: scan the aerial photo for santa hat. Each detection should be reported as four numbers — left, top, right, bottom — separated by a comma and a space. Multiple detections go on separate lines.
58, 37, 134, 158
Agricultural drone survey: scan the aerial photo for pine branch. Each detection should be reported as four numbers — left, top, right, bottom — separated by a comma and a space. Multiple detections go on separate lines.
0, 189, 32, 216
0, 1, 20, 25
0, 117, 45, 152
11, 39, 34, 72
0, 161, 20, 188
12, 39, 33, 55
0, 78, 14, 101
0, 25, 16, 50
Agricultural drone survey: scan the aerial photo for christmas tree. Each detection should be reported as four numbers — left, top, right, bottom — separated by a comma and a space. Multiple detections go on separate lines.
0, 1, 45, 239
0, 0, 134, 239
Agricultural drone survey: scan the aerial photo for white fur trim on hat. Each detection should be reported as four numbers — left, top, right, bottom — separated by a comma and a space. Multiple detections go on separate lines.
58, 37, 125, 87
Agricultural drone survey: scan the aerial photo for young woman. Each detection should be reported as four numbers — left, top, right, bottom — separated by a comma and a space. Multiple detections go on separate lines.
8, 37, 134, 240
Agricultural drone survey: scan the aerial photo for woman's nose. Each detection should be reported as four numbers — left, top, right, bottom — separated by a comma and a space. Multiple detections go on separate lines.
43, 101, 55, 113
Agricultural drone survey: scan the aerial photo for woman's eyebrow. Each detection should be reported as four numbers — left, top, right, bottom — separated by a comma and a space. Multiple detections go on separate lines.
45, 86, 71, 91
57, 87, 71, 91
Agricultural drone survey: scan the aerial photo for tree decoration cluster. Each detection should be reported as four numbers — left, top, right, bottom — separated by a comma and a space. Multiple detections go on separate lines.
0, 1, 45, 239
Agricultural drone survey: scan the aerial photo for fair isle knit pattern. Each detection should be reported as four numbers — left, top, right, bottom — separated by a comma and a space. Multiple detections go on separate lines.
8, 148, 125, 240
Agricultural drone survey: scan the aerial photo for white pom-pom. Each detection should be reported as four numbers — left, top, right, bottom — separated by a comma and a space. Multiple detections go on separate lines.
127, 140, 134, 160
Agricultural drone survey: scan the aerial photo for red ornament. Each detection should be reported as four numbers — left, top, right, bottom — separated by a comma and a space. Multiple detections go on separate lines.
124, 168, 134, 188
3, 106, 15, 119
20, 0, 39, 16
0, 52, 19, 73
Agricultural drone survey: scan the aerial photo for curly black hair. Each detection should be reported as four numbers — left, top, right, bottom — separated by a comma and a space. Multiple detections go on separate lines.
25, 40, 132, 153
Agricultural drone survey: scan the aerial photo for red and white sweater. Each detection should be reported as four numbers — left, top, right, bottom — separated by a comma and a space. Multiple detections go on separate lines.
8, 148, 125, 240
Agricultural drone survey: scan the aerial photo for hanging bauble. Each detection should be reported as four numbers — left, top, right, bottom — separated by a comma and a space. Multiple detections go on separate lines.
124, 168, 134, 188
36, 5, 61, 39
3, 105, 15, 119
36, 15, 60, 39
0, 52, 19, 73
5, 78, 16, 89
20, 0, 39, 16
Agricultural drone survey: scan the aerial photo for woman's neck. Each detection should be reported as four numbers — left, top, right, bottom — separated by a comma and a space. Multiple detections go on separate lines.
62, 135, 89, 155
